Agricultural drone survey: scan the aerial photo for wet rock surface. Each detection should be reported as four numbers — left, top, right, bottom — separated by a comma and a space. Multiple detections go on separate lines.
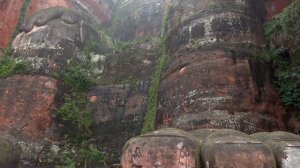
0, 75, 58, 139
12, 7, 98, 74
121, 128, 201, 168
121, 128, 300, 168
110, 0, 165, 40
252, 131, 300, 168
28, 0, 73, 17
157, 0, 286, 133
87, 83, 150, 164
0, 0, 298, 167
0, 0, 25, 48
201, 129, 276, 168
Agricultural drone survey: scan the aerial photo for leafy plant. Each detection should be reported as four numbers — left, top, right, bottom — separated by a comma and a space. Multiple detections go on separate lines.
263, 0, 300, 119
55, 141, 105, 168
276, 70, 300, 112
58, 65, 95, 136
62, 66, 93, 92
0, 57, 29, 78
58, 93, 93, 134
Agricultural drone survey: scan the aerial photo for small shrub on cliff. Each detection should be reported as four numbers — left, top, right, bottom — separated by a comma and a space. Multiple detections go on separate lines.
58, 65, 94, 135
263, 0, 300, 119
53, 140, 105, 168
276, 70, 300, 112
58, 93, 93, 134
0, 57, 29, 78
62, 66, 93, 92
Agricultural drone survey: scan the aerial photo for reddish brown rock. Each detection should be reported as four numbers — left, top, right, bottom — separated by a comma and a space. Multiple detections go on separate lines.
27, 0, 73, 17
76, 0, 115, 24
157, 49, 286, 133
264, 0, 292, 20
201, 129, 276, 168
121, 128, 200, 168
0, 75, 58, 139
0, 0, 24, 48
157, 0, 286, 133
87, 82, 150, 164
12, 7, 99, 74
251, 131, 300, 168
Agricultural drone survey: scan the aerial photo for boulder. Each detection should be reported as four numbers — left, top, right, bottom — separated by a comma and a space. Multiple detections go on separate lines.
0, 138, 20, 168
12, 7, 98, 74
121, 128, 200, 168
201, 129, 276, 168
251, 131, 300, 168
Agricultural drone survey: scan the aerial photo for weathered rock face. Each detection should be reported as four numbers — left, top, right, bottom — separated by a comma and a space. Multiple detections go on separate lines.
121, 128, 200, 168
87, 83, 150, 164
252, 131, 300, 168
201, 129, 276, 168
110, 0, 165, 40
0, 138, 20, 168
157, 0, 286, 133
0, 75, 58, 139
0, 0, 24, 48
27, 0, 74, 16
122, 128, 300, 168
12, 7, 98, 74
73, 0, 116, 24
264, 0, 292, 20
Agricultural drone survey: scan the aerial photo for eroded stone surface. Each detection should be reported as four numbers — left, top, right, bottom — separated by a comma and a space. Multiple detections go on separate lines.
28, 0, 73, 17
110, 0, 165, 40
0, 75, 58, 139
0, 0, 24, 48
121, 128, 200, 168
12, 7, 98, 74
252, 131, 300, 168
157, 0, 286, 133
157, 49, 285, 133
201, 129, 276, 168
87, 82, 150, 165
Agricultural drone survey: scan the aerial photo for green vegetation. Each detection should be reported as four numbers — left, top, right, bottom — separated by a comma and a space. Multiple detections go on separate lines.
58, 65, 94, 136
141, 50, 169, 134
0, 57, 29, 78
161, 5, 174, 37
55, 140, 105, 168
141, 4, 173, 133
264, 0, 300, 38
262, 0, 300, 119
55, 65, 104, 167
